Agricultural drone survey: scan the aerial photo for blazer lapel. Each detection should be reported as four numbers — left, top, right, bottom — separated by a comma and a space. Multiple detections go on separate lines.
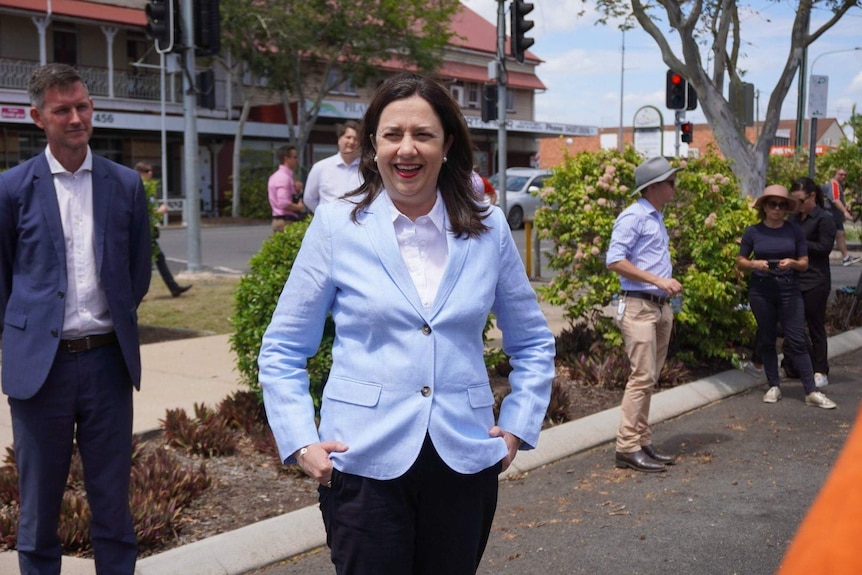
359, 195, 427, 317
33, 157, 68, 267
430, 225, 470, 318
90, 158, 111, 273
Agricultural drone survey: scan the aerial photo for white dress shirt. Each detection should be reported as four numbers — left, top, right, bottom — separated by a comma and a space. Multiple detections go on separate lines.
46, 146, 113, 337
304, 153, 362, 212
386, 191, 448, 312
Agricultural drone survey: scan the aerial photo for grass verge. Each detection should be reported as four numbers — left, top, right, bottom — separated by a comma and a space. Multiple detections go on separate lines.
138, 275, 240, 335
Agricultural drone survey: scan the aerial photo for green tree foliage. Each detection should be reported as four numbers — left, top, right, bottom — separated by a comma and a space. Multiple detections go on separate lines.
219, 0, 461, 160
534, 147, 757, 363
143, 177, 161, 262
230, 221, 333, 411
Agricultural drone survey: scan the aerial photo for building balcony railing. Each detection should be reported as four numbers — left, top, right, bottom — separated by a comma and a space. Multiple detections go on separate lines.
0, 58, 173, 103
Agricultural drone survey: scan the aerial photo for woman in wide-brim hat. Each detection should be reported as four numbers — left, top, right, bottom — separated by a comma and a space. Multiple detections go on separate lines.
736, 185, 837, 410
752, 184, 799, 220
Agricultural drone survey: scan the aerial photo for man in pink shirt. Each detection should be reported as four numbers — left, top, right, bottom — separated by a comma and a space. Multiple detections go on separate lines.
268, 145, 304, 233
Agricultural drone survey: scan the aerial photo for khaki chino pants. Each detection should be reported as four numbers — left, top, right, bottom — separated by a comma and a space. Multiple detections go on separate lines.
616, 297, 674, 453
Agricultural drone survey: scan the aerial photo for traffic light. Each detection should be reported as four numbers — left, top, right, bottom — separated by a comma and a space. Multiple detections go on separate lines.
680, 122, 693, 143
146, 0, 178, 53
511, 0, 534, 64
197, 69, 216, 109
481, 83, 497, 122
194, 0, 221, 57
686, 83, 698, 111
666, 70, 687, 110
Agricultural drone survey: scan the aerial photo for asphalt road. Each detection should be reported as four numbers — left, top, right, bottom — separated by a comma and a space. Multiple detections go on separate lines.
155, 222, 861, 292
248, 349, 862, 575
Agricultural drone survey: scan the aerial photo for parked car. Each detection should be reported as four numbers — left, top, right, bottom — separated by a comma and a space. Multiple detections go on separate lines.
488, 168, 552, 229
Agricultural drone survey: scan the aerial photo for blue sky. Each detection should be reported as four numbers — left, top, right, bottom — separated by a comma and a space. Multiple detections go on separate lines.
461, 1, 862, 131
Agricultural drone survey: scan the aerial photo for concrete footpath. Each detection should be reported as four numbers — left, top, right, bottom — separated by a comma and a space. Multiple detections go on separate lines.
1, 316, 861, 573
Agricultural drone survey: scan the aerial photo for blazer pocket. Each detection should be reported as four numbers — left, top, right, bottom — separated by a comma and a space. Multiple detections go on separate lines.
467, 383, 495, 408
4, 310, 26, 330
325, 376, 382, 408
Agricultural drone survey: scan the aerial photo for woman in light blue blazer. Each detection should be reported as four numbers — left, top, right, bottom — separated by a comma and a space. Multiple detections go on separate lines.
258, 73, 555, 575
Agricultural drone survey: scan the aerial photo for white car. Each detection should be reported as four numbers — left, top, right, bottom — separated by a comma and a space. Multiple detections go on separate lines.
489, 168, 551, 229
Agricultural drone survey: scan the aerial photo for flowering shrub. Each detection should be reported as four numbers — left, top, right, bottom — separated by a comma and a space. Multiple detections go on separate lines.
534, 147, 757, 363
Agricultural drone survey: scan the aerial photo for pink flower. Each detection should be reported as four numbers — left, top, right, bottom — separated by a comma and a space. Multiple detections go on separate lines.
590, 246, 600, 256
705, 212, 717, 228
597, 197, 607, 207
584, 204, 593, 211
592, 235, 602, 245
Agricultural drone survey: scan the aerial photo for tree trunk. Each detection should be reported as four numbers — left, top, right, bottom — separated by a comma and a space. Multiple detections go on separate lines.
231, 99, 251, 218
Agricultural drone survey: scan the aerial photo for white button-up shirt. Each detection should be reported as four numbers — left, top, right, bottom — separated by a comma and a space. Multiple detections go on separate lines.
46, 146, 112, 337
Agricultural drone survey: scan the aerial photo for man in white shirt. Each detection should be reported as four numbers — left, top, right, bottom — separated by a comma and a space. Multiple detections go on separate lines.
303, 120, 363, 212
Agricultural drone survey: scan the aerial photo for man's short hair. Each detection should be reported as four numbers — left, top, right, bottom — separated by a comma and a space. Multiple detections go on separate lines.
28, 63, 86, 110
135, 162, 153, 175
276, 145, 297, 163
336, 120, 360, 139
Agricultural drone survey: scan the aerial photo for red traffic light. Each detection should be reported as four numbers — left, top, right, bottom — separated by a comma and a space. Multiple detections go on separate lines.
680, 122, 693, 143
666, 70, 688, 110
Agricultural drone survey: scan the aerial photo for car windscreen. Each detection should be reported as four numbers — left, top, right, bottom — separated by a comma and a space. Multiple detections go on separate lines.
489, 174, 530, 191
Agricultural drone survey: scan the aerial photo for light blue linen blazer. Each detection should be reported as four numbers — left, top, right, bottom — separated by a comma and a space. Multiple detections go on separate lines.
258, 193, 555, 480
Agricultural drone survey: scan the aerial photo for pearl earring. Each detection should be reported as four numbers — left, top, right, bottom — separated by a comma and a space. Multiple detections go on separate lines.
443, 156, 448, 163
374, 155, 379, 162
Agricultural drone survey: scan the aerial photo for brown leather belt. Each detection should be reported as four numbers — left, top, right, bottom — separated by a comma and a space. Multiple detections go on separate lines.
622, 291, 669, 306
60, 332, 118, 353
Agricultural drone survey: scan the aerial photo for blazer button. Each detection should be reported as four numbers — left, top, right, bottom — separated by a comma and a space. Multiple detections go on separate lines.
51, 329, 59, 337
57, 291, 65, 299
420, 386, 431, 397
421, 324, 432, 335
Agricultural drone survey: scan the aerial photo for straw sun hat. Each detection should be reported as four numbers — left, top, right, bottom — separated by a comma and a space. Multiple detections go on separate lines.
753, 184, 798, 212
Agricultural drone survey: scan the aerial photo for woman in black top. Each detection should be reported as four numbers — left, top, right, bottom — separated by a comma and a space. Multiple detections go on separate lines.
737, 185, 836, 409
788, 177, 837, 386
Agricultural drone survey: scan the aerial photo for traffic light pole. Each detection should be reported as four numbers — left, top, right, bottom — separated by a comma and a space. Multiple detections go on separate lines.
674, 110, 684, 158
181, 0, 202, 271
496, 0, 507, 218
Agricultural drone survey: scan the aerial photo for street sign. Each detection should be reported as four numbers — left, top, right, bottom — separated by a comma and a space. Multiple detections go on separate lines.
808, 74, 829, 118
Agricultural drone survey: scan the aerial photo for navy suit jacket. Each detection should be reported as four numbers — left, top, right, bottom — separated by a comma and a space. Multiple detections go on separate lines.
0, 152, 152, 399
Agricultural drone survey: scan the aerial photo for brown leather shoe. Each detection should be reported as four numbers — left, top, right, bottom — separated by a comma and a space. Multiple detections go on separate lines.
615, 450, 666, 473
642, 444, 676, 465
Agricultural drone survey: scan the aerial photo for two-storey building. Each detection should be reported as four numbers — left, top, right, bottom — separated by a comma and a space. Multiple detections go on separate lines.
0, 0, 594, 217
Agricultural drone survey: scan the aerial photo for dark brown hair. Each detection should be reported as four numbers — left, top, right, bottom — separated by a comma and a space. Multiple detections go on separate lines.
346, 73, 489, 238
28, 63, 88, 110
790, 176, 824, 208
336, 120, 360, 138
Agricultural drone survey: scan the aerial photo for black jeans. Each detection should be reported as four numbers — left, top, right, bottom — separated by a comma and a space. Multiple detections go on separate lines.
749, 274, 816, 393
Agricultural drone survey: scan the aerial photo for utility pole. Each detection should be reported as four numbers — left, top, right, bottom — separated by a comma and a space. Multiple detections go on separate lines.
181, 0, 201, 271
496, 0, 507, 217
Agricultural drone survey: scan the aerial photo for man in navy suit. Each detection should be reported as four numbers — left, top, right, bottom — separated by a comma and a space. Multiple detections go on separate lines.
0, 63, 151, 574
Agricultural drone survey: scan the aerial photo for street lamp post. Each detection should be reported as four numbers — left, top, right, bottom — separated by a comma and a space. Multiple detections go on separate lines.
807, 46, 862, 179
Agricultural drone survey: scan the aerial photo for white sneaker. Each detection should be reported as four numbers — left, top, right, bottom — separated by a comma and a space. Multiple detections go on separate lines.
814, 373, 829, 388
842, 256, 860, 267
805, 391, 837, 409
763, 386, 782, 403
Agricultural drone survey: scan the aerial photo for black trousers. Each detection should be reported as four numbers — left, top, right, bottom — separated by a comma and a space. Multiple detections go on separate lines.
154, 242, 181, 293
749, 275, 816, 393
318, 434, 501, 575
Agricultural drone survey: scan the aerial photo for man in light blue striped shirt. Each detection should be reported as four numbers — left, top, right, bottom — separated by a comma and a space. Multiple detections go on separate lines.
606, 157, 683, 473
